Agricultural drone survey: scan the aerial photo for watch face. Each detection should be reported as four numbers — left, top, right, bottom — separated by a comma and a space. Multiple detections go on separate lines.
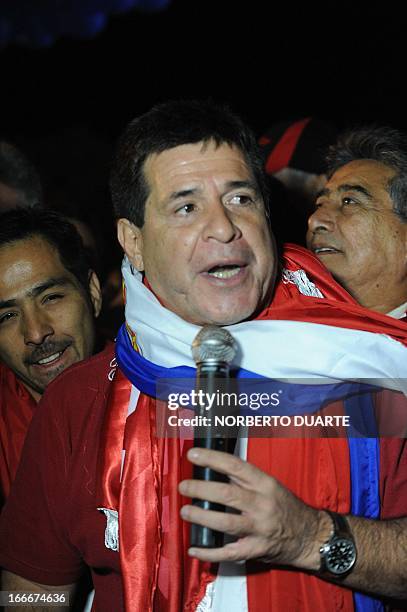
325, 537, 357, 575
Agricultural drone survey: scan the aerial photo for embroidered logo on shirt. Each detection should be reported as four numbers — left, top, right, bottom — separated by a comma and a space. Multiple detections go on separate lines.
98, 508, 119, 551
108, 357, 117, 381
282, 268, 324, 298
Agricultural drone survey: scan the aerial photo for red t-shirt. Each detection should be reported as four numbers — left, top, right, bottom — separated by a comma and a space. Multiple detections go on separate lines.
0, 364, 37, 507
0, 345, 124, 612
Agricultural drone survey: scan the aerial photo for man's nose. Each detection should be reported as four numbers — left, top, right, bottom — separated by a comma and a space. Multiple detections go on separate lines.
203, 202, 242, 243
22, 310, 54, 345
307, 204, 336, 234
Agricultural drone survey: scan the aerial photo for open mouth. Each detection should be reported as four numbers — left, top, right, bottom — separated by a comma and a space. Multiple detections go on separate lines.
35, 351, 65, 366
313, 247, 341, 254
206, 264, 243, 279
27, 343, 71, 368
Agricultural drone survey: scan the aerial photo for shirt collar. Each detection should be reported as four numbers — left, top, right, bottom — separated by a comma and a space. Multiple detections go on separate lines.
387, 302, 407, 319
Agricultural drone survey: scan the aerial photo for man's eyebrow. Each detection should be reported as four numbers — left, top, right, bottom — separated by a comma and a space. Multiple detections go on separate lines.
0, 277, 74, 310
27, 277, 75, 298
168, 188, 199, 201
224, 180, 258, 191
316, 183, 373, 200
337, 183, 373, 198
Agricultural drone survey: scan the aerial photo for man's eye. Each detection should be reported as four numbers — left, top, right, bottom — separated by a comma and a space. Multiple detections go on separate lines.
342, 196, 357, 206
176, 203, 196, 215
43, 293, 64, 304
227, 194, 254, 206
0, 312, 16, 325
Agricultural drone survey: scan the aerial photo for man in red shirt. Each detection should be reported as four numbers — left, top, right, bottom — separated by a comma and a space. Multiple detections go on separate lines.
306, 125, 407, 522
0, 207, 103, 506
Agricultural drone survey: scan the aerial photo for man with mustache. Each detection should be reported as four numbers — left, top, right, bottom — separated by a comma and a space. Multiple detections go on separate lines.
307, 125, 406, 319
0, 207, 103, 505
0, 101, 406, 612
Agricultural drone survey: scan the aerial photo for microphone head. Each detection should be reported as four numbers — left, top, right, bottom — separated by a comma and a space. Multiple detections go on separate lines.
191, 325, 237, 365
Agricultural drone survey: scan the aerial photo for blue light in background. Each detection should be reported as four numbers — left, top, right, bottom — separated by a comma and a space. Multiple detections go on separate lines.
0, 0, 173, 48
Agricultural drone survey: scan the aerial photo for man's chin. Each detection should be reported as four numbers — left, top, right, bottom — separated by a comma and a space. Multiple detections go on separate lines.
192, 304, 259, 327
40, 363, 69, 385
23, 362, 70, 396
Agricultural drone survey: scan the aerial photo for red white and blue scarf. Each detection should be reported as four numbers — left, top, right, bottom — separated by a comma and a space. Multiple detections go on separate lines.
98, 244, 407, 612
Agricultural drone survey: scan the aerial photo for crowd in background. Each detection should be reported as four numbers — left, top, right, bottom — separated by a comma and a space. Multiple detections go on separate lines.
0, 113, 339, 341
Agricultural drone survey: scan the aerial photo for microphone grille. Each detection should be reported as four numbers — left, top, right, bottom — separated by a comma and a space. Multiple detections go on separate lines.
191, 325, 237, 364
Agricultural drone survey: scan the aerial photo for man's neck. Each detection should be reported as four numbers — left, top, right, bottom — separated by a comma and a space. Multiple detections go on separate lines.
345, 282, 406, 316
360, 296, 406, 316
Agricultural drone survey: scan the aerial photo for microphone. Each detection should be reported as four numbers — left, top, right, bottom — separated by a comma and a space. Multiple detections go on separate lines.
189, 325, 238, 548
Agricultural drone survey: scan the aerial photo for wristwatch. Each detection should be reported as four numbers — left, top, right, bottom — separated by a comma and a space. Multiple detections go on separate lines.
318, 510, 357, 578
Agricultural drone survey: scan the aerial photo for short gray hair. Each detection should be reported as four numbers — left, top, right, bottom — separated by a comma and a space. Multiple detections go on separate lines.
327, 126, 407, 222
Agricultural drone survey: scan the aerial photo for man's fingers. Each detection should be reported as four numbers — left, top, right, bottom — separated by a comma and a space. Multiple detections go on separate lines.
188, 536, 269, 563
179, 479, 252, 511
180, 504, 249, 536
186, 448, 274, 491
188, 541, 246, 563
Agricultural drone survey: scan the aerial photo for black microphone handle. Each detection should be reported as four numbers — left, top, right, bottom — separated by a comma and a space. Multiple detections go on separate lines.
190, 362, 236, 549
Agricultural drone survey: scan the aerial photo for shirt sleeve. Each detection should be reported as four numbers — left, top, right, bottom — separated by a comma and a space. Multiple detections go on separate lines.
0, 383, 85, 585
0, 365, 35, 507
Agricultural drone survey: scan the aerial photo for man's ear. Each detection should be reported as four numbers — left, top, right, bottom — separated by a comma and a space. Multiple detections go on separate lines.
88, 270, 102, 318
117, 218, 144, 271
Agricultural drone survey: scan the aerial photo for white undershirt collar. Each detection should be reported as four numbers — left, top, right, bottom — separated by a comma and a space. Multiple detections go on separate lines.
387, 302, 407, 319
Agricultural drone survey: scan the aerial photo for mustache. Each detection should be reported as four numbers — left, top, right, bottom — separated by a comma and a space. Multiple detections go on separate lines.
24, 340, 71, 365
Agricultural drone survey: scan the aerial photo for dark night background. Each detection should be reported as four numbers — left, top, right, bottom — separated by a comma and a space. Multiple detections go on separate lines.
1, 0, 405, 276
